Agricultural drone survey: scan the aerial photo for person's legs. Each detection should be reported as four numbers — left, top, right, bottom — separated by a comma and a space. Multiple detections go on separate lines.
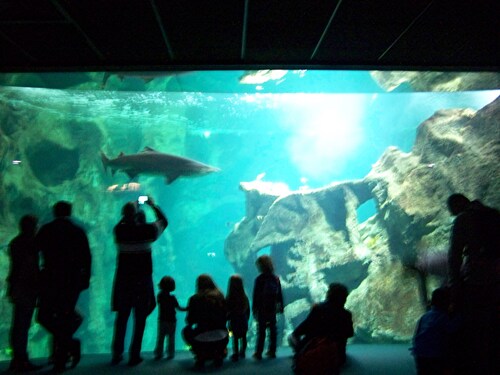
166, 321, 176, 358
112, 307, 131, 363
267, 314, 277, 356
52, 325, 70, 372
231, 336, 239, 361
240, 335, 247, 358
129, 306, 148, 364
463, 308, 494, 374
69, 338, 81, 369
415, 357, 445, 375
154, 321, 167, 359
462, 284, 496, 375
254, 315, 267, 358
9, 301, 38, 370
53, 296, 81, 372
10, 302, 35, 363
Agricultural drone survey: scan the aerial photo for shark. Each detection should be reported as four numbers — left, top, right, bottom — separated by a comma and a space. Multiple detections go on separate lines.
101, 71, 192, 88
101, 147, 220, 184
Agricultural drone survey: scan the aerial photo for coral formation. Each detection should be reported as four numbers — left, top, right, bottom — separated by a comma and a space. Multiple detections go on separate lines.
224, 96, 500, 342
371, 71, 500, 92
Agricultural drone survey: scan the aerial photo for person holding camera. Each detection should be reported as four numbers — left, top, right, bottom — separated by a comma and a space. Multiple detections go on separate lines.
110, 196, 168, 366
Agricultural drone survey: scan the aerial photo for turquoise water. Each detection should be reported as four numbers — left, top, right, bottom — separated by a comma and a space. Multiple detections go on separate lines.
0, 70, 498, 358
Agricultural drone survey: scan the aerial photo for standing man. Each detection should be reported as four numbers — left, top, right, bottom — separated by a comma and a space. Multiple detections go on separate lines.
111, 196, 167, 366
6, 214, 43, 372
446, 193, 500, 375
37, 201, 92, 373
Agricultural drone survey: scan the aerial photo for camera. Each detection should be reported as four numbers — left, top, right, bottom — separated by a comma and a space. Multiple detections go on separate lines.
137, 195, 148, 205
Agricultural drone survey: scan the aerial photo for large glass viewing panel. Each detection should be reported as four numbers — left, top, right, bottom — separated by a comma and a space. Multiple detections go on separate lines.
0, 70, 498, 358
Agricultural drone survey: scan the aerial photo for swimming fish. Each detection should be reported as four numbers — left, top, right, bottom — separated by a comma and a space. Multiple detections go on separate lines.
239, 70, 288, 85
101, 147, 220, 184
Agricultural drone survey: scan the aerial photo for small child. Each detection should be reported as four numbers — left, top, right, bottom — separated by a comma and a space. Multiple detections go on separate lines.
226, 275, 250, 361
154, 276, 186, 360
252, 255, 284, 360
411, 287, 459, 375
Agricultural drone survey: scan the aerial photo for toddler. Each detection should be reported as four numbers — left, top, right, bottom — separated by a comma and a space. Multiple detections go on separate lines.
154, 276, 186, 360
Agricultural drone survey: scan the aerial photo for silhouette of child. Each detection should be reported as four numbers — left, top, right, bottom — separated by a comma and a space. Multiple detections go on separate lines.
252, 255, 284, 360
154, 276, 186, 360
411, 287, 461, 375
226, 275, 250, 361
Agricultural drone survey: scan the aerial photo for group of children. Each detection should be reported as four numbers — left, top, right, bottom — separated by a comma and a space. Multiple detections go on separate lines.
153, 254, 283, 362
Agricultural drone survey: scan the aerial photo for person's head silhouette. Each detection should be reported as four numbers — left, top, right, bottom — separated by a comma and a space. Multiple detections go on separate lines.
326, 283, 349, 307
53, 201, 72, 218
159, 276, 175, 292
121, 202, 137, 222
447, 194, 470, 216
19, 214, 38, 235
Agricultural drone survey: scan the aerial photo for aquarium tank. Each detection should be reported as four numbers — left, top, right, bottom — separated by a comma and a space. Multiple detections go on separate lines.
0, 69, 499, 359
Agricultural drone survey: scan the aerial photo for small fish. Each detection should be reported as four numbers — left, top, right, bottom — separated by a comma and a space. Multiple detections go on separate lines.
101, 147, 220, 184
256, 172, 266, 181
106, 182, 141, 193
239, 70, 288, 85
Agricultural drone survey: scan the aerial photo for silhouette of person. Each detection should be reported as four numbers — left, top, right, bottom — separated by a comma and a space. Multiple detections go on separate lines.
182, 274, 228, 369
411, 287, 460, 375
446, 193, 500, 374
110, 197, 167, 366
154, 276, 186, 360
226, 274, 250, 361
6, 214, 43, 372
36, 201, 92, 373
289, 282, 353, 373
252, 255, 284, 360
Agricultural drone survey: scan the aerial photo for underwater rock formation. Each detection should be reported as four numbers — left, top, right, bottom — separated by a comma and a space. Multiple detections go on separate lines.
26, 140, 80, 186
370, 71, 500, 92
225, 95, 500, 342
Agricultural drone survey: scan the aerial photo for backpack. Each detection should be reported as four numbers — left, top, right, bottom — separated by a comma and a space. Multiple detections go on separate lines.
293, 337, 339, 375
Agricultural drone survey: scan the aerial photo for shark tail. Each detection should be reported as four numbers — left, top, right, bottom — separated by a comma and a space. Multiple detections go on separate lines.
100, 151, 111, 174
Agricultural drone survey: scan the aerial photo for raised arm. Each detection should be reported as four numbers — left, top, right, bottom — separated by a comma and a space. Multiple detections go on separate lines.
146, 197, 168, 233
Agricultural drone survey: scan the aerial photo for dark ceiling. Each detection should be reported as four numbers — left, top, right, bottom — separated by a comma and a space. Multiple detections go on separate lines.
0, 0, 498, 73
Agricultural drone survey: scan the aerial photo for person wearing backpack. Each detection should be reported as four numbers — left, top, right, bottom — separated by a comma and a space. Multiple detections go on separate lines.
252, 255, 284, 360
446, 194, 500, 375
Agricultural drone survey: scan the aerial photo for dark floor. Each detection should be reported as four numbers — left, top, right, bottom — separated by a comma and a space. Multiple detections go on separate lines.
0, 344, 416, 374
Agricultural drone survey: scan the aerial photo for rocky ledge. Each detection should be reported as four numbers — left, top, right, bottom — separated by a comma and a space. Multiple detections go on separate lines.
224, 96, 499, 342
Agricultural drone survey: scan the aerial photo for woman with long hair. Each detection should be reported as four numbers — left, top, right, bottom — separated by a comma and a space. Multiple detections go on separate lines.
183, 274, 228, 369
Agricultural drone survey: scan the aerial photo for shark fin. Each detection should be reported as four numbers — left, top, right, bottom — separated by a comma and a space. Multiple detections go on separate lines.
100, 151, 117, 176
143, 146, 156, 152
165, 173, 180, 185
125, 170, 140, 180
100, 151, 109, 171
